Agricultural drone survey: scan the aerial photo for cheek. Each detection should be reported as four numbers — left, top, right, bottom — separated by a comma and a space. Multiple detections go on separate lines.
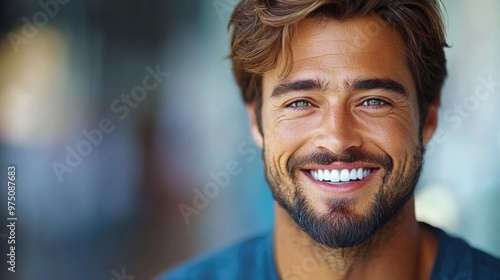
371, 117, 417, 143
266, 125, 298, 174
362, 113, 420, 170
264, 112, 313, 174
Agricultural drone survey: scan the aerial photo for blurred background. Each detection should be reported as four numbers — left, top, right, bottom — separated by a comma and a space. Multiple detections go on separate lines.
0, 0, 498, 279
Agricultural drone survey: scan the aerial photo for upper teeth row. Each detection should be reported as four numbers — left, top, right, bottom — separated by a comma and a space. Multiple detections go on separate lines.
309, 168, 372, 182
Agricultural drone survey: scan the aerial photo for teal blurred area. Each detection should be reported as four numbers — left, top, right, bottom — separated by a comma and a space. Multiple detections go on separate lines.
0, 0, 498, 279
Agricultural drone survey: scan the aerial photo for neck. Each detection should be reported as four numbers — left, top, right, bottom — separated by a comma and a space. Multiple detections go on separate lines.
273, 198, 437, 280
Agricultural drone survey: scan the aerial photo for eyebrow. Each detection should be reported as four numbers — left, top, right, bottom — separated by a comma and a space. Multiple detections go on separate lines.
271, 78, 409, 98
351, 78, 409, 98
271, 78, 328, 98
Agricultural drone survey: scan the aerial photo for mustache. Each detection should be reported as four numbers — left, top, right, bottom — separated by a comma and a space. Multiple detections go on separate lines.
287, 148, 393, 177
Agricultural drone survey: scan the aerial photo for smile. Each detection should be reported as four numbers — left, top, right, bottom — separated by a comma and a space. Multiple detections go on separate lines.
309, 168, 373, 183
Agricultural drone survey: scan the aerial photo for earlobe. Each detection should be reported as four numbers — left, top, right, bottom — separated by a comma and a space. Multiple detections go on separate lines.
422, 98, 440, 146
247, 103, 263, 148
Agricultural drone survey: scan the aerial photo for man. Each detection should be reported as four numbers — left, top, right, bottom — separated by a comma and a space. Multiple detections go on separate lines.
160, 0, 500, 279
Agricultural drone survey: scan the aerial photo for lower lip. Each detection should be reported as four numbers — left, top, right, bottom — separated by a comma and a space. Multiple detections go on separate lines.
302, 170, 377, 194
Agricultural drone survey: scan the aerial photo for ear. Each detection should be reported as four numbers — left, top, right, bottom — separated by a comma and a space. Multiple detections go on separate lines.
247, 103, 263, 148
422, 98, 440, 146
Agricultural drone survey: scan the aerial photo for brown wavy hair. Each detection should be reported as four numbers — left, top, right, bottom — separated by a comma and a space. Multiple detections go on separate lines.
228, 0, 448, 133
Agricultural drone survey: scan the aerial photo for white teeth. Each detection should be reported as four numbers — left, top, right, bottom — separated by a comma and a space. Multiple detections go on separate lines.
331, 170, 340, 182
365, 169, 372, 178
349, 169, 357, 180
357, 168, 363, 180
323, 169, 330, 181
312, 170, 318, 180
340, 169, 350, 181
309, 168, 373, 183
318, 169, 324, 181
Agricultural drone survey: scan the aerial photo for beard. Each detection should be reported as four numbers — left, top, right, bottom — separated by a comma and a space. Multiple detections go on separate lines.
265, 145, 423, 248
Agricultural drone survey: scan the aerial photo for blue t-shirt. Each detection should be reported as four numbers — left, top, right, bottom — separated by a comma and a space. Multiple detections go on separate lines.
157, 224, 500, 279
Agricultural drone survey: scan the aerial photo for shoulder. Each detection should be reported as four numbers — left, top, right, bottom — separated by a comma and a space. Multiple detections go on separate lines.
426, 223, 500, 279
469, 247, 500, 278
155, 231, 275, 280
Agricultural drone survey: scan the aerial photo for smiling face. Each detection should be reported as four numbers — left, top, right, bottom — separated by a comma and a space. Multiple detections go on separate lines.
248, 16, 438, 248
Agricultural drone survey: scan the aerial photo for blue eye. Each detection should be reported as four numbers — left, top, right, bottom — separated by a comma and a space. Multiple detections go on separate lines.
289, 100, 311, 108
363, 99, 386, 106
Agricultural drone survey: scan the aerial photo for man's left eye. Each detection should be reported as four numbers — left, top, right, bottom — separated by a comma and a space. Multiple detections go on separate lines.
363, 99, 386, 106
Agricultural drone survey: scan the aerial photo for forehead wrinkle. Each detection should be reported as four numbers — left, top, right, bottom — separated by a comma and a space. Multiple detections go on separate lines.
291, 55, 351, 68
291, 42, 364, 60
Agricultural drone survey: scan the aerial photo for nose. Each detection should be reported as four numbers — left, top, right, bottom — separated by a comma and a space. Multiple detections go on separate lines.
312, 105, 363, 154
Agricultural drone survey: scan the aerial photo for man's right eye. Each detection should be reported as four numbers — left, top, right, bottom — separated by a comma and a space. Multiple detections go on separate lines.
288, 100, 312, 108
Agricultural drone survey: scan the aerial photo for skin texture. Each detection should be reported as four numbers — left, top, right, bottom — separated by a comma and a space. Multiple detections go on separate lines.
247, 16, 439, 279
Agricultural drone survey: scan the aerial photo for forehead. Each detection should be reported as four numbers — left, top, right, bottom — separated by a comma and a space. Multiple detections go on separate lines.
264, 15, 416, 94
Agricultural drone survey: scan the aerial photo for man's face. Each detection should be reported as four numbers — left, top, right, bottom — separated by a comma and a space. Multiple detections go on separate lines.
249, 16, 438, 248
